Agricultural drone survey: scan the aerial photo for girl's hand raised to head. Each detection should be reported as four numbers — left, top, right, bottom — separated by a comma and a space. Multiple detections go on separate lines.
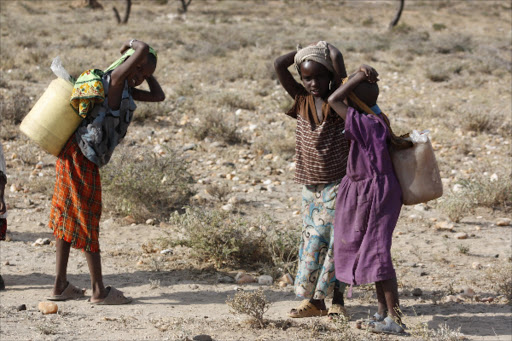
359, 64, 379, 83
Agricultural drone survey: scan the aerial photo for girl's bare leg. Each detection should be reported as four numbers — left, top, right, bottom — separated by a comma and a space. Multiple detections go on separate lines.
377, 277, 401, 321
84, 250, 108, 302
375, 281, 387, 316
309, 298, 326, 310
53, 238, 71, 295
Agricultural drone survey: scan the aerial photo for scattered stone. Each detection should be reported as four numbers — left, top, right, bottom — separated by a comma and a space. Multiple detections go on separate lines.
3, 261, 9, 266
462, 287, 475, 297
16, 304, 26, 311
280, 273, 294, 285
433, 221, 454, 231
38, 302, 58, 314
221, 204, 233, 211
189, 284, 199, 290
413, 204, 427, 212
480, 297, 494, 303
258, 275, 273, 286
454, 232, 468, 239
193, 334, 212, 341
123, 216, 136, 225
443, 295, 462, 303
496, 218, 511, 226
32, 238, 51, 246
412, 288, 423, 296
146, 219, 155, 225
471, 262, 482, 269
217, 275, 235, 284
160, 249, 173, 255
452, 184, 464, 193
182, 143, 197, 151
236, 274, 255, 284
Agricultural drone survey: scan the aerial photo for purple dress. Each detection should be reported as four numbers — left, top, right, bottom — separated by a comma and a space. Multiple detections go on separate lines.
333, 107, 402, 286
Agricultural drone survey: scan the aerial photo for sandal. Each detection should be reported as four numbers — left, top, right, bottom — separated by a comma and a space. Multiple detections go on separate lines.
287, 299, 328, 318
89, 286, 132, 305
47, 282, 86, 301
356, 311, 386, 329
368, 316, 407, 335
327, 303, 349, 320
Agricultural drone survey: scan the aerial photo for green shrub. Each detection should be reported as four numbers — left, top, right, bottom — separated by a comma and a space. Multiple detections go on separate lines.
101, 145, 195, 222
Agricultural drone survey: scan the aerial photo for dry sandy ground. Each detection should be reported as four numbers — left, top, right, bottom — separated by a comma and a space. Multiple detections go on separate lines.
0, 157, 511, 341
1, 0, 511, 340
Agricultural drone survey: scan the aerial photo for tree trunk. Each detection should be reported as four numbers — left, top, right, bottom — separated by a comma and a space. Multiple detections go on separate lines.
389, 0, 405, 28
113, 0, 131, 24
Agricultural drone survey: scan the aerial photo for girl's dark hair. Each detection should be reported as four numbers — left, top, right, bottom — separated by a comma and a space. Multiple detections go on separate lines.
147, 53, 157, 67
350, 81, 412, 150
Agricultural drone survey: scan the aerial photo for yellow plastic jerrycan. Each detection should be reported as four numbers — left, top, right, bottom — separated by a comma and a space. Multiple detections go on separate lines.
20, 77, 82, 157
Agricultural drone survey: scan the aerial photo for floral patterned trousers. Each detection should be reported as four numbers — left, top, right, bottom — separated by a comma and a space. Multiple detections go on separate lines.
294, 182, 345, 300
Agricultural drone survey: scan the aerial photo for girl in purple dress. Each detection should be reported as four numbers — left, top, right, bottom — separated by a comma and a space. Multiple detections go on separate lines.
327, 69, 408, 335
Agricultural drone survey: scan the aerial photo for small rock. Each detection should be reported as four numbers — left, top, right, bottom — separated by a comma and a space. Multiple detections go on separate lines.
221, 204, 233, 211
462, 287, 475, 297
471, 262, 482, 269
217, 275, 235, 284
480, 297, 494, 303
454, 232, 468, 239
412, 288, 423, 296
182, 143, 197, 151
32, 238, 51, 246
38, 302, 58, 314
413, 204, 426, 212
280, 273, 294, 285
278, 281, 288, 288
123, 216, 136, 225
16, 304, 26, 311
160, 249, 173, 255
190, 284, 199, 290
443, 295, 462, 303
146, 219, 155, 225
3, 261, 9, 266
433, 221, 454, 231
193, 334, 212, 341
236, 274, 255, 284
496, 218, 511, 226
258, 275, 273, 286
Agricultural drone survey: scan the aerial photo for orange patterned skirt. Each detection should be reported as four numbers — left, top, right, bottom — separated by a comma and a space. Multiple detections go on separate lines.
49, 138, 101, 252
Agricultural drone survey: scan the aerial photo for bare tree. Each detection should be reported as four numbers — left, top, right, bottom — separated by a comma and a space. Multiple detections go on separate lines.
113, 0, 131, 24
179, 0, 192, 13
389, 0, 405, 28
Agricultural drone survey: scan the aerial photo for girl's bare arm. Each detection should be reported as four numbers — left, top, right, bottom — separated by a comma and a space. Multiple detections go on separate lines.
326, 42, 347, 89
327, 71, 366, 120
131, 75, 165, 102
274, 51, 304, 99
108, 40, 151, 109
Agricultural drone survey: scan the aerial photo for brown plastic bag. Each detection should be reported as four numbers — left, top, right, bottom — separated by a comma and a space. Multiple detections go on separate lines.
391, 133, 443, 205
